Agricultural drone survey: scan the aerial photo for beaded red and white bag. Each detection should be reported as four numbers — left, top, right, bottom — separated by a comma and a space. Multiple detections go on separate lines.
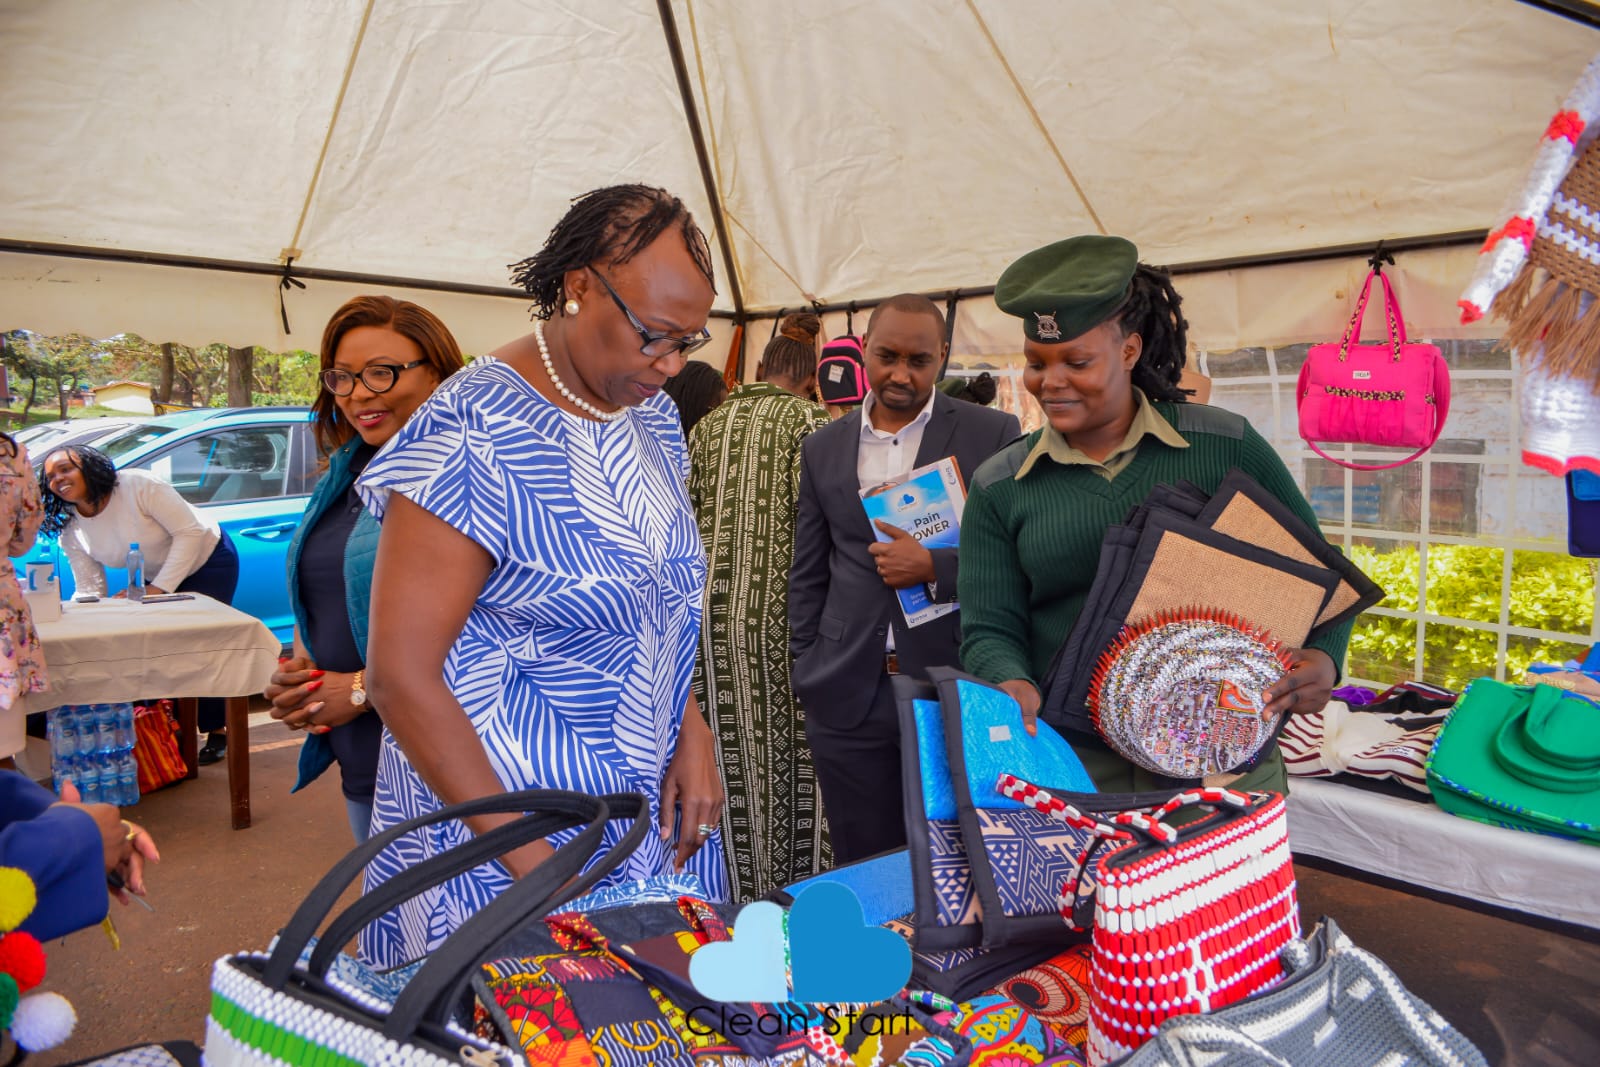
996, 776, 1299, 1066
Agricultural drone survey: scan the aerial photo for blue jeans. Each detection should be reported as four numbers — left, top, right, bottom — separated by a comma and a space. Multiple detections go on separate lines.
346, 796, 374, 844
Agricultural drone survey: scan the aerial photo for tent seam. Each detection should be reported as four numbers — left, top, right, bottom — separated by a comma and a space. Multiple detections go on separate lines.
285, 0, 378, 261
964, 0, 1107, 235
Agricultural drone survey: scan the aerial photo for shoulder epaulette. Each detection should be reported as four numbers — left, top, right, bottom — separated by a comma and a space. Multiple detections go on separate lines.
1171, 403, 1247, 440
971, 435, 1034, 492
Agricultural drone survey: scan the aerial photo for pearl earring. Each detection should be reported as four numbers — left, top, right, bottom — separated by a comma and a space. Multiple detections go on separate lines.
564, 298, 581, 316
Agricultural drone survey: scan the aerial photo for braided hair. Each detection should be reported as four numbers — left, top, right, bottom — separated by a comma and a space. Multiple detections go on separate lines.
1112, 264, 1193, 403
763, 312, 821, 384
38, 445, 118, 538
509, 185, 717, 320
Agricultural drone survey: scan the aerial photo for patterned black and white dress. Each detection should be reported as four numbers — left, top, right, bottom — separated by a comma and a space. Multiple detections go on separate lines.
356, 357, 727, 968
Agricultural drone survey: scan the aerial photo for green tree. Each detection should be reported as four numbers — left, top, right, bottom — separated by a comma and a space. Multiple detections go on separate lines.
1, 330, 95, 418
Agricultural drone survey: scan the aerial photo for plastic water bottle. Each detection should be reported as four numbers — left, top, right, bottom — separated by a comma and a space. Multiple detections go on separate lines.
95, 703, 118, 754
53, 753, 77, 797
72, 705, 98, 761
114, 702, 135, 751
76, 754, 102, 804
48, 706, 77, 763
126, 543, 145, 602
117, 751, 140, 806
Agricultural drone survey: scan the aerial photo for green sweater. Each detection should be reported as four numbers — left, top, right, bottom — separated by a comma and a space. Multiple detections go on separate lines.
958, 401, 1353, 689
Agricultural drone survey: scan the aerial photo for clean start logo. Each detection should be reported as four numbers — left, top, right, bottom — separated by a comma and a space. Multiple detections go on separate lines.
685, 883, 913, 1034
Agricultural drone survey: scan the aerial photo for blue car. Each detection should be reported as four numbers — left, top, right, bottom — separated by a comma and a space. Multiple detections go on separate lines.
17, 407, 316, 644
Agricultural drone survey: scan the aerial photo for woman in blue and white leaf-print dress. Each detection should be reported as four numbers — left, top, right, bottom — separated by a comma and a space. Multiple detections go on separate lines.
356, 185, 729, 967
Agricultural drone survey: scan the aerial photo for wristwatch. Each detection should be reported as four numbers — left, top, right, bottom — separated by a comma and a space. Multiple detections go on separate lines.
350, 669, 367, 707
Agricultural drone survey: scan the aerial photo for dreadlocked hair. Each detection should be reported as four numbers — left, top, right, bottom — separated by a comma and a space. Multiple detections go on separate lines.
509, 184, 717, 320
38, 444, 118, 539
1113, 264, 1193, 403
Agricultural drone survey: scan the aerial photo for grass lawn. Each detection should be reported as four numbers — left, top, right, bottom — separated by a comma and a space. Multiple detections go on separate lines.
1, 404, 140, 428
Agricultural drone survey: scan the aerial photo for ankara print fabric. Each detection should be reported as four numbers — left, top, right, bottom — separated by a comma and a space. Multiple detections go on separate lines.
355, 358, 727, 969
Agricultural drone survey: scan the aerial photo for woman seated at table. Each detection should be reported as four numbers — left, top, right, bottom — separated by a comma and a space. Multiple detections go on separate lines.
958, 235, 1351, 794
356, 184, 727, 968
39, 443, 240, 763
263, 295, 465, 842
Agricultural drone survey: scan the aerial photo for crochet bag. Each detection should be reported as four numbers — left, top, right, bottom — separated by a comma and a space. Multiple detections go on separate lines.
206, 789, 649, 1067
132, 701, 186, 794
1298, 268, 1451, 470
1000, 778, 1298, 1066
1112, 917, 1488, 1067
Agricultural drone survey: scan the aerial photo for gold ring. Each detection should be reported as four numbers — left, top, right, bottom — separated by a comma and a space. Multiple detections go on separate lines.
121, 819, 140, 843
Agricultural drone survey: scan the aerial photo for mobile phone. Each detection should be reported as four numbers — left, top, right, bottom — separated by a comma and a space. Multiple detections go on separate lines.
73, 594, 101, 603
141, 593, 196, 603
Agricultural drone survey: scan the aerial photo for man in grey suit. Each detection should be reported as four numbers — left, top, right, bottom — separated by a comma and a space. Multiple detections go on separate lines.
789, 294, 1021, 861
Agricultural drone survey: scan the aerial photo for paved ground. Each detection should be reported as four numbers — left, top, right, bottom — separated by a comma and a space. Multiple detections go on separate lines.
24, 722, 1600, 1066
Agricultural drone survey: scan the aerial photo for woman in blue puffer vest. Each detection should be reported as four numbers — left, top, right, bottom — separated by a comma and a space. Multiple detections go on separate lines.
264, 296, 465, 840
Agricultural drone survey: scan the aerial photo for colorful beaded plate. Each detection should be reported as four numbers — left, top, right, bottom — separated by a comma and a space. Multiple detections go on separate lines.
1088, 608, 1291, 777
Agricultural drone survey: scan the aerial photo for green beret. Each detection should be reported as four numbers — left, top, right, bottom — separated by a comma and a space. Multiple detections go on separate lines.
995, 235, 1138, 343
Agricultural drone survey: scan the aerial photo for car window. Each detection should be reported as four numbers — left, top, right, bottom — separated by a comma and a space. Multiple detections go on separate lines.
286, 421, 320, 496
130, 425, 295, 504
100, 425, 176, 460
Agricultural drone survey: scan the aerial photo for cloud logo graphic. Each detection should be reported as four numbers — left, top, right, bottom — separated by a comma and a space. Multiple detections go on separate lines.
788, 883, 912, 1004
688, 900, 788, 1003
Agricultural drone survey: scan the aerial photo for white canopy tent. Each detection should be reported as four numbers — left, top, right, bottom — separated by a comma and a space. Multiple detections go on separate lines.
0, 0, 1596, 360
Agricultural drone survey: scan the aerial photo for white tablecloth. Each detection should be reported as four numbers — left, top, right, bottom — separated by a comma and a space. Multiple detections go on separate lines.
1, 595, 280, 755
1287, 776, 1600, 930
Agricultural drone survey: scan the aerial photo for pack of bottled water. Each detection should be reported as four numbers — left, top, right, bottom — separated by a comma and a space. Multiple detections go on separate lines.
46, 703, 141, 807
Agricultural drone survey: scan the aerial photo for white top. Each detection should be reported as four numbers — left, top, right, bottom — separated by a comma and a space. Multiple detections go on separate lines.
855, 389, 936, 492
60, 468, 221, 595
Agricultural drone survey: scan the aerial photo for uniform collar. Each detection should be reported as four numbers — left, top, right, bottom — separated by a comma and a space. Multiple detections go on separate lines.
1015, 388, 1189, 480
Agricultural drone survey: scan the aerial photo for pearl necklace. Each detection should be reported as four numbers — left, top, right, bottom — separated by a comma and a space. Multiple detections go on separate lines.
535, 318, 627, 422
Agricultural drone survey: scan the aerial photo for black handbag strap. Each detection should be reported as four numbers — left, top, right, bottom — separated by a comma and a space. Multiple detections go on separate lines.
385, 792, 652, 1039
304, 802, 599, 978
263, 789, 607, 988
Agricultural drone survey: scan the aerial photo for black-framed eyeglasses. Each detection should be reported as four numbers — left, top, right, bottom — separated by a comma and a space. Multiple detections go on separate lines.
321, 359, 427, 397
589, 268, 713, 358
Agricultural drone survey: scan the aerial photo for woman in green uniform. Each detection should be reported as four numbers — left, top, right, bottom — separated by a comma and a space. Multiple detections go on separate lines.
958, 235, 1351, 792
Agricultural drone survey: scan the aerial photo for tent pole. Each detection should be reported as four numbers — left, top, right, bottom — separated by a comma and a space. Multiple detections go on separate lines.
1515, 0, 1600, 29
654, 0, 748, 376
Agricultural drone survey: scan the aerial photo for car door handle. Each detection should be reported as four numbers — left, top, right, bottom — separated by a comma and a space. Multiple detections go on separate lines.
237, 521, 299, 541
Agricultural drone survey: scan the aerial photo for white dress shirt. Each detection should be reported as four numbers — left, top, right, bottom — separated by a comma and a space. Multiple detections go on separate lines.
856, 390, 938, 650
856, 389, 937, 493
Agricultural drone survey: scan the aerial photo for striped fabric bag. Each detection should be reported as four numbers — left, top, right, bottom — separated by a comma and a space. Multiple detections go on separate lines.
1279, 701, 1437, 793
132, 701, 187, 794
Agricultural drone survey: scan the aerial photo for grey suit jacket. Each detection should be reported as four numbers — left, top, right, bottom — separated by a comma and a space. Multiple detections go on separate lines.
788, 392, 1021, 729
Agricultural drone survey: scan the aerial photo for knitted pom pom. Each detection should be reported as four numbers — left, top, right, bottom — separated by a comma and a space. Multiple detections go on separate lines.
0, 868, 36, 932
10, 991, 77, 1052
0, 931, 46, 992
0, 972, 17, 1031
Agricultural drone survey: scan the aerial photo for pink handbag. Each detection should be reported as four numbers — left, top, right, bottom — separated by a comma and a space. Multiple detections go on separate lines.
1297, 269, 1450, 471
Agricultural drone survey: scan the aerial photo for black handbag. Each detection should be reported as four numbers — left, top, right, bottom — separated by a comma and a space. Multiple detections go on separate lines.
207, 790, 649, 1066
